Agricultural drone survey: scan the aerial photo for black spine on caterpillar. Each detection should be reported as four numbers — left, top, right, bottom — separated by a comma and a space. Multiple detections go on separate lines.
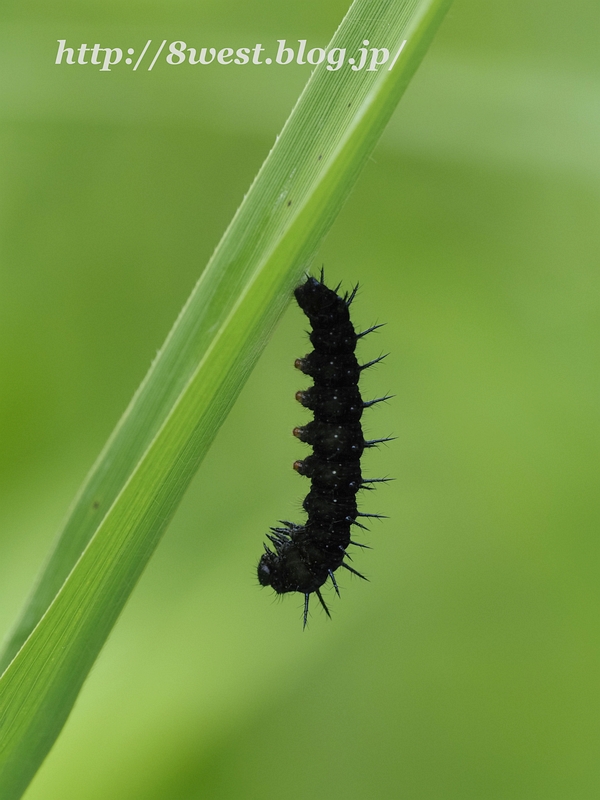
257, 273, 390, 626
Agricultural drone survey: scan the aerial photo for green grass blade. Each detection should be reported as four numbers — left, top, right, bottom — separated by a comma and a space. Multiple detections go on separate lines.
0, 0, 452, 796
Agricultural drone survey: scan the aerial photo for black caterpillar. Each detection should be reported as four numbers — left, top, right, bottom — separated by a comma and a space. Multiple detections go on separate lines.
257, 273, 390, 625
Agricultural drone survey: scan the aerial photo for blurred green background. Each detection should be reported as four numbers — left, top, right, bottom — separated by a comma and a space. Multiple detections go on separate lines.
1, 1, 600, 798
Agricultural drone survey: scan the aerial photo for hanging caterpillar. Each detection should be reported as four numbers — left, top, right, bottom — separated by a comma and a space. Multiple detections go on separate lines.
257, 272, 391, 626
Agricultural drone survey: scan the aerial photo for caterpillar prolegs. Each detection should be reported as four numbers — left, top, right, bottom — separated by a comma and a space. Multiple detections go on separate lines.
257, 273, 391, 626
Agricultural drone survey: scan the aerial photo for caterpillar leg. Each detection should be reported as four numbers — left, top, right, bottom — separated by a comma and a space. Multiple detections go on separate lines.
341, 562, 368, 581
328, 569, 341, 596
315, 588, 331, 618
303, 593, 310, 628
